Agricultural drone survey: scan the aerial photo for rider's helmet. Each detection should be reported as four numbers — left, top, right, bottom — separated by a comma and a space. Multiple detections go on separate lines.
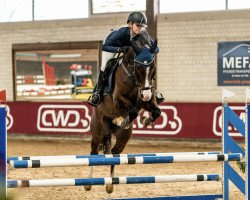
127, 11, 147, 27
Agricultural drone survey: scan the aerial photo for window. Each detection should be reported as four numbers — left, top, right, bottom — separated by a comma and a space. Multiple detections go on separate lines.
91, 0, 146, 14
0, 0, 32, 22
0, 0, 88, 22
160, 0, 225, 13
227, 0, 250, 9
34, 0, 88, 20
13, 41, 101, 101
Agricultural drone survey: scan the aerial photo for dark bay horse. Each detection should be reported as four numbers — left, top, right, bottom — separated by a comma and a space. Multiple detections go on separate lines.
85, 35, 161, 193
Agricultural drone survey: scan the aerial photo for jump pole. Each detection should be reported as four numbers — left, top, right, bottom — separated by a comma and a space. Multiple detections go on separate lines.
9, 153, 242, 169
7, 151, 221, 163
0, 90, 6, 199
8, 174, 221, 188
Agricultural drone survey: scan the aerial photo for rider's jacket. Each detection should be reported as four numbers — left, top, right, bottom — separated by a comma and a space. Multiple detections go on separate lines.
102, 27, 159, 53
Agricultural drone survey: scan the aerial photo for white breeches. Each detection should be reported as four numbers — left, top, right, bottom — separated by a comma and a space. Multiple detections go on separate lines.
100, 51, 116, 71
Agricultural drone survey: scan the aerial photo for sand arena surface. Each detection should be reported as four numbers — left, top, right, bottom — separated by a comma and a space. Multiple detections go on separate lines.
7, 138, 244, 200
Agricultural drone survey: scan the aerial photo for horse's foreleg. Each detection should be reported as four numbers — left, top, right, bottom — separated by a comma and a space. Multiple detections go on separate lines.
113, 107, 139, 128
112, 95, 135, 127
151, 106, 161, 121
141, 100, 161, 126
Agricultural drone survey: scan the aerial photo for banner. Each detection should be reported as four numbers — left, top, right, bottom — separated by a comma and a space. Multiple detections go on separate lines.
218, 41, 250, 86
6, 102, 246, 140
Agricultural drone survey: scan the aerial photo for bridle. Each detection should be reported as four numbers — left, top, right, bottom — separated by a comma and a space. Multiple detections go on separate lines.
121, 55, 155, 91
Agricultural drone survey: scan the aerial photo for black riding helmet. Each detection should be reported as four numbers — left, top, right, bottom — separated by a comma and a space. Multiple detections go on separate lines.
127, 11, 147, 27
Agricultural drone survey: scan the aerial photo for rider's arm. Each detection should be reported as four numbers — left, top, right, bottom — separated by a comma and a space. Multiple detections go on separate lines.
102, 27, 127, 53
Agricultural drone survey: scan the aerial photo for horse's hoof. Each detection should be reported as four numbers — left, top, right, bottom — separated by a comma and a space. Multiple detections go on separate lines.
106, 185, 114, 194
140, 116, 153, 126
84, 185, 92, 191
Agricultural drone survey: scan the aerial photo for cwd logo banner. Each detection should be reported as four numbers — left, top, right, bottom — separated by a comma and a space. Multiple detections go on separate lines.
37, 105, 91, 133
213, 106, 246, 137
6, 102, 245, 139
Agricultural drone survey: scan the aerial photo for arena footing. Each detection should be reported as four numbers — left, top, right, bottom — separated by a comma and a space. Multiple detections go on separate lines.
111, 194, 223, 200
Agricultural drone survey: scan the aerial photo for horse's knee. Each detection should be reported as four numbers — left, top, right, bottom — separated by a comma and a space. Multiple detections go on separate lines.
152, 106, 161, 121
129, 107, 139, 122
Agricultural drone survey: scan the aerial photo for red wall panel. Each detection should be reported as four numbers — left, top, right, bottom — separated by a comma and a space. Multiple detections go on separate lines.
6, 102, 245, 140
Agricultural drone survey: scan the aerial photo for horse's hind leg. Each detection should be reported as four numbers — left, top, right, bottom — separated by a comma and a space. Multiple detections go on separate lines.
106, 126, 133, 194
102, 132, 114, 194
111, 126, 132, 154
84, 112, 104, 192
103, 132, 112, 154
84, 137, 102, 191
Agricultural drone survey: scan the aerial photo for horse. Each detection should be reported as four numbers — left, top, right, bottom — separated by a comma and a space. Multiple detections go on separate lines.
84, 33, 161, 194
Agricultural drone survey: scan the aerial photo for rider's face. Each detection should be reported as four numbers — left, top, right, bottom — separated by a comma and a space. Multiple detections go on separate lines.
131, 23, 143, 35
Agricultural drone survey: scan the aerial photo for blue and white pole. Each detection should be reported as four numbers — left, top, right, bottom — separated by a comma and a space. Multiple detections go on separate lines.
9, 153, 243, 169
8, 174, 221, 188
0, 104, 6, 198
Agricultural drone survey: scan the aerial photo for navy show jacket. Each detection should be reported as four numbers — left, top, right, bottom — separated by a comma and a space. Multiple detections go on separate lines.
102, 27, 159, 53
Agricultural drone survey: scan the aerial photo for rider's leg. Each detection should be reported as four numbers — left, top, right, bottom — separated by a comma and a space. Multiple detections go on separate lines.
88, 51, 115, 107
155, 91, 165, 104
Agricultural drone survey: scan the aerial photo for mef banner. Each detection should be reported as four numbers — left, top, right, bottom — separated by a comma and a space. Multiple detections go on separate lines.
218, 41, 250, 86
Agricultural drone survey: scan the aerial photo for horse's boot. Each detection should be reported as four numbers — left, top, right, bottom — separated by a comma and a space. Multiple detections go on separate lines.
155, 91, 165, 104
87, 71, 105, 107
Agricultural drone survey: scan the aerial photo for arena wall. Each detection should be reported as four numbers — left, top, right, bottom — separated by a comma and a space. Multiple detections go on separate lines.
157, 9, 250, 102
0, 10, 250, 102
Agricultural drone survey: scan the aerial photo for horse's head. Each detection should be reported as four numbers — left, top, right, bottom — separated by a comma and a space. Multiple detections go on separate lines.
126, 35, 157, 102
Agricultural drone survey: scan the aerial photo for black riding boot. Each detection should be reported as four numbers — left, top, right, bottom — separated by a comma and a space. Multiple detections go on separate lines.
155, 91, 165, 104
88, 71, 105, 107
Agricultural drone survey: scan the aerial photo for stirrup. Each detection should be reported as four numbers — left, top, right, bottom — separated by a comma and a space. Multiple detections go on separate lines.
87, 94, 101, 107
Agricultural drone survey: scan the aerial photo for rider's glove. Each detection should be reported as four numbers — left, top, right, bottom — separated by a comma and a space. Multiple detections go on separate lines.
119, 46, 130, 53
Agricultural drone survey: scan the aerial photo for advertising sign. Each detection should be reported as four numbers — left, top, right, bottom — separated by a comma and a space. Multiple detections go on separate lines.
218, 41, 250, 86
6, 102, 245, 140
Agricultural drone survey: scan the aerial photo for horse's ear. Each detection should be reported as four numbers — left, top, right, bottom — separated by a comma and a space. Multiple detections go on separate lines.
131, 39, 141, 55
150, 39, 157, 53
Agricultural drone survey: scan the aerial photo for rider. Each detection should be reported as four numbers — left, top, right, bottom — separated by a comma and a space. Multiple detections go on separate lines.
88, 11, 164, 107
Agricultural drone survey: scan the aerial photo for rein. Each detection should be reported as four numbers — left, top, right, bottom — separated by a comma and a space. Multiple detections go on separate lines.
121, 62, 139, 86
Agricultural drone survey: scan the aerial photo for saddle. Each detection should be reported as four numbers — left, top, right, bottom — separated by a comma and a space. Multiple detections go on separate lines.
102, 57, 122, 96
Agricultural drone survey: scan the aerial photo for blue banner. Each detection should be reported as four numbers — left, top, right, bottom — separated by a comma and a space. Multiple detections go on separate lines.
218, 41, 250, 86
